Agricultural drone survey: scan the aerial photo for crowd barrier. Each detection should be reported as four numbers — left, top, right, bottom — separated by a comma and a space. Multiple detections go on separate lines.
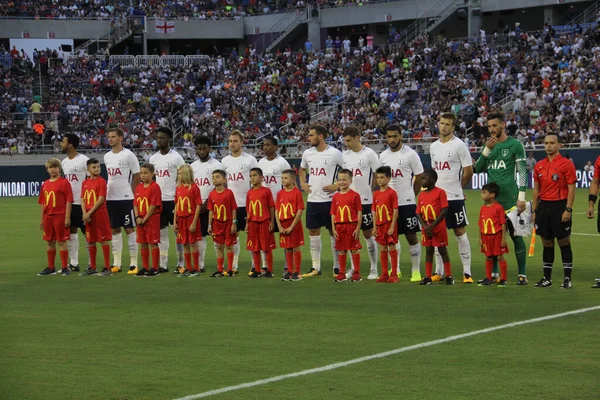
108, 54, 210, 68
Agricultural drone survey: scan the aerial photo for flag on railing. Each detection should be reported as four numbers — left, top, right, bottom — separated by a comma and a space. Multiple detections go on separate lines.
155, 20, 175, 34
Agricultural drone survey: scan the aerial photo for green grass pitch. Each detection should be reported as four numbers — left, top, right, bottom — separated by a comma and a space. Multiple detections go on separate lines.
1, 189, 599, 399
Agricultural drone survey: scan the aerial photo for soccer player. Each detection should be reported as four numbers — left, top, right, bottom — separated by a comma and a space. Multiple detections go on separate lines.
61, 133, 89, 272
532, 134, 576, 289
372, 166, 399, 283
429, 113, 474, 283
379, 125, 423, 282
104, 127, 141, 274
299, 125, 343, 277
174, 165, 202, 277
477, 183, 509, 287
246, 168, 277, 278
207, 170, 238, 277
133, 164, 162, 277
586, 155, 600, 288
149, 126, 185, 273
80, 158, 113, 276
331, 169, 363, 282
276, 169, 305, 282
221, 130, 258, 274
342, 126, 381, 280
38, 158, 73, 276
474, 112, 528, 285
258, 137, 291, 273
415, 170, 454, 285
190, 136, 222, 273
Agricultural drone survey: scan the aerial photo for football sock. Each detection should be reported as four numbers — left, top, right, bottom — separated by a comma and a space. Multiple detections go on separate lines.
425, 261, 432, 278
249, 251, 256, 270
337, 253, 347, 275
543, 246, 554, 280
89, 245, 97, 270
513, 235, 527, 275
330, 236, 339, 271
217, 257, 224, 272
69, 233, 79, 266
47, 248, 56, 270
59, 250, 68, 269
389, 250, 398, 276
434, 247, 443, 275
365, 236, 377, 272
309, 235, 321, 271
101, 244, 110, 270
265, 251, 273, 272
443, 261, 452, 277
111, 233, 123, 267
560, 244, 573, 279
252, 252, 261, 273
127, 232, 138, 267
286, 251, 294, 273
261, 251, 267, 270
380, 251, 389, 276
184, 252, 192, 271
151, 247, 159, 271
485, 259, 493, 280
232, 242, 240, 270
192, 251, 199, 271
141, 248, 150, 270
293, 251, 302, 274
227, 251, 234, 272
176, 243, 184, 266
197, 239, 207, 269
159, 228, 169, 268
409, 244, 421, 274
499, 259, 508, 281
351, 253, 360, 275
395, 242, 402, 273
456, 233, 471, 276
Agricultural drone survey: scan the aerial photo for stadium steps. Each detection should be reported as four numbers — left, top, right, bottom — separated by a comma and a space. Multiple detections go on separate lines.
75, 19, 133, 57
562, 0, 600, 31
402, 0, 465, 45
251, 12, 307, 53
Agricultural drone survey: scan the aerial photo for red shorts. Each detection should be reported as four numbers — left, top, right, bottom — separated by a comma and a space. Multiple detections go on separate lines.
137, 214, 160, 244
481, 233, 509, 257
42, 213, 70, 242
334, 223, 362, 251
246, 220, 276, 252
421, 222, 448, 247
176, 215, 202, 244
85, 209, 112, 243
278, 218, 305, 249
212, 219, 237, 246
375, 221, 398, 246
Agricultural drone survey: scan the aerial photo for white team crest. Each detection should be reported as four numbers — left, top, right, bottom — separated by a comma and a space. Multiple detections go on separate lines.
166, 161, 172, 168
323, 158, 329, 164
272, 168, 277, 173
358, 159, 364, 165
446, 151, 453, 157
206, 168, 211, 174
118, 159, 124, 165
502, 149, 509, 157
398, 159, 404, 165
239, 164, 245, 169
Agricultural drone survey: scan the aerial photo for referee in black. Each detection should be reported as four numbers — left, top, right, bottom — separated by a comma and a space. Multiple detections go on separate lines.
531, 133, 577, 288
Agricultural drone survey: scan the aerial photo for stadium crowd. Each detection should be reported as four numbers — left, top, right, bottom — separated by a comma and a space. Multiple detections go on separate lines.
3, 22, 600, 155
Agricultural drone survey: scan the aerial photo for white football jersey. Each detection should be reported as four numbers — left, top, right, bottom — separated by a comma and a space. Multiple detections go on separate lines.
379, 144, 424, 206
258, 155, 291, 201
429, 136, 472, 201
104, 148, 140, 201
62, 153, 89, 205
191, 157, 222, 202
342, 146, 380, 204
149, 149, 185, 201
300, 145, 343, 203
221, 151, 258, 207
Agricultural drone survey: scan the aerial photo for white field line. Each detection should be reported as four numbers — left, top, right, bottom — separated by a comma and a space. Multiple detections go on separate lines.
174, 305, 600, 400
571, 232, 600, 236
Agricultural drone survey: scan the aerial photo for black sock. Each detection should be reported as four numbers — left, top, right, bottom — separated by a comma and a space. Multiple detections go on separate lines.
560, 244, 573, 279
543, 246, 554, 280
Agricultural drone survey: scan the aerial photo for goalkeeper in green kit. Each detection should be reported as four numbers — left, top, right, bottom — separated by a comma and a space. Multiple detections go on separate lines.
474, 112, 528, 285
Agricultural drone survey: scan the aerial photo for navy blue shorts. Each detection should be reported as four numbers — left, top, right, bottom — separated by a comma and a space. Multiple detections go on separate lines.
160, 200, 175, 229
306, 201, 332, 231
200, 210, 209, 237
236, 207, 247, 232
107, 200, 135, 229
445, 200, 468, 229
70, 204, 86, 233
397, 204, 420, 235
361, 204, 374, 231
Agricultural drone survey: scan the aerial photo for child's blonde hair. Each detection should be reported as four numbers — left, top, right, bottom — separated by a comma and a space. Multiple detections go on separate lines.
177, 164, 194, 185
45, 158, 62, 172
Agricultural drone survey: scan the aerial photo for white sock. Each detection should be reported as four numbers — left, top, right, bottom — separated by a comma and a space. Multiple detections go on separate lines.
111, 233, 123, 267
249, 250, 257, 269
127, 231, 138, 267
176, 243, 184, 266
232, 241, 240, 270
69, 233, 79, 266
395, 242, 402, 273
434, 248, 444, 275
261, 251, 267, 269
330, 236, 339, 271
198, 239, 207, 269
457, 233, 472, 276
409, 244, 421, 274
309, 235, 321, 271
159, 228, 169, 268
365, 236, 378, 273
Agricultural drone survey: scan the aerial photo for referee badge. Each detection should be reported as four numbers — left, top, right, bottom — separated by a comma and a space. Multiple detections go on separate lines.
502, 149, 509, 157
552, 173, 559, 181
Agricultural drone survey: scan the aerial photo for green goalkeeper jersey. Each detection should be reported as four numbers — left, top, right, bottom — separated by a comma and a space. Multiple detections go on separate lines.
474, 136, 527, 209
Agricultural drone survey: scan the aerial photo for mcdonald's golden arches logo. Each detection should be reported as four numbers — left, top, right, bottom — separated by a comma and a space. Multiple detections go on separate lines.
249, 200, 263, 217
213, 204, 227, 221
375, 205, 391, 222
83, 189, 97, 206
481, 218, 497, 234
177, 196, 192, 213
278, 202, 295, 220
420, 204, 437, 221
136, 197, 149, 214
44, 191, 56, 207
247, 239, 253, 248
337, 206, 353, 222
177, 233, 183, 240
